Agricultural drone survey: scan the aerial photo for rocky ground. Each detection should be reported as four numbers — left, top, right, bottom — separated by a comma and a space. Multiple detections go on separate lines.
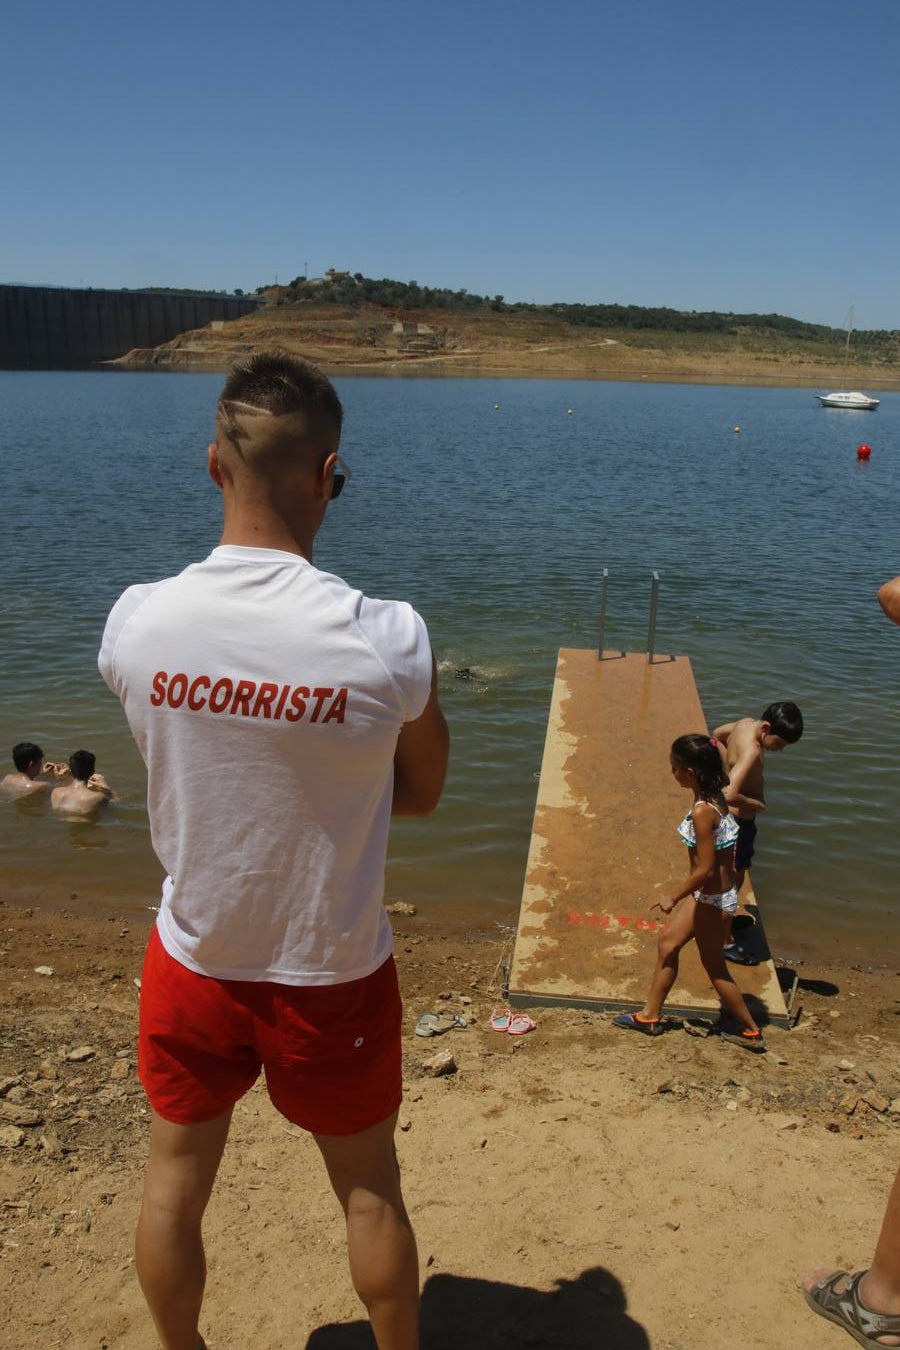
1, 902, 897, 1349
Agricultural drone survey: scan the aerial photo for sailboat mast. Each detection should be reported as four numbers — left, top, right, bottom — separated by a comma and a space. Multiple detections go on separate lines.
845, 305, 854, 367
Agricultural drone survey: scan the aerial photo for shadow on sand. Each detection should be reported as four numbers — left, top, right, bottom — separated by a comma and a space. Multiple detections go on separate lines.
305, 1266, 649, 1350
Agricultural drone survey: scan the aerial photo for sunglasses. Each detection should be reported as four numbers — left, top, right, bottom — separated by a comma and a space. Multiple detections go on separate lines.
330, 455, 352, 501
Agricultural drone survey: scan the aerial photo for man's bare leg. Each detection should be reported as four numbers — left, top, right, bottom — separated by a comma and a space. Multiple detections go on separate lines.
135, 1109, 232, 1350
315, 1111, 419, 1350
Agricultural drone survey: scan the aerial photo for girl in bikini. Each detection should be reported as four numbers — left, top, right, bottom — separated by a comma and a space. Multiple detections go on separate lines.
614, 733, 766, 1053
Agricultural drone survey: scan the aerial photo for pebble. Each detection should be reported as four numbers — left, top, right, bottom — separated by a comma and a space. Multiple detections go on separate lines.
889, 1098, 900, 1116
109, 1060, 130, 1081
683, 1021, 710, 1038
861, 1090, 889, 1114
385, 902, 417, 917
0, 1126, 25, 1149
837, 1059, 855, 1071
422, 1049, 457, 1078
33, 966, 54, 977
0, 1102, 43, 1127
0, 1077, 22, 1097
65, 1046, 97, 1063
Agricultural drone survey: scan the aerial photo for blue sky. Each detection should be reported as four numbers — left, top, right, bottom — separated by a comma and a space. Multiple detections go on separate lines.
3, 0, 899, 328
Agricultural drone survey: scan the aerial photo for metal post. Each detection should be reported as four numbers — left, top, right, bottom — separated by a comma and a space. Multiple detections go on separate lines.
647, 571, 660, 663
597, 568, 609, 660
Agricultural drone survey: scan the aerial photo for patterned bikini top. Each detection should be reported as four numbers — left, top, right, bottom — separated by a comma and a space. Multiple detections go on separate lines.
677, 800, 739, 851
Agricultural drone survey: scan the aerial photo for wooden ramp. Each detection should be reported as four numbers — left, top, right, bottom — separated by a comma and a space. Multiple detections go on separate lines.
508, 649, 791, 1028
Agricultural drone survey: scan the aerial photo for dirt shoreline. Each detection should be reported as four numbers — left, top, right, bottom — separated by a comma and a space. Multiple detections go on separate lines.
112, 302, 900, 391
116, 353, 900, 391
1, 901, 897, 1350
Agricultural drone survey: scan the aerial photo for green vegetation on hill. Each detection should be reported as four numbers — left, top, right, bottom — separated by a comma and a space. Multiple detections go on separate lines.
258, 273, 899, 351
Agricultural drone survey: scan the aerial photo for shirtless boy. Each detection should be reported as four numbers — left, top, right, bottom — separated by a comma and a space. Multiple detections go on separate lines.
713, 701, 804, 888
1, 742, 69, 796
50, 749, 113, 816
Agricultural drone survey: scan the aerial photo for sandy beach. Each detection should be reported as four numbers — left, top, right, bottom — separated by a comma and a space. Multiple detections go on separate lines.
1, 901, 897, 1350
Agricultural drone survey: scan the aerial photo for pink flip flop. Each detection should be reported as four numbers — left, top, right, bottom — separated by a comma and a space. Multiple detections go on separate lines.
507, 1013, 536, 1036
490, 1007, 512, 1031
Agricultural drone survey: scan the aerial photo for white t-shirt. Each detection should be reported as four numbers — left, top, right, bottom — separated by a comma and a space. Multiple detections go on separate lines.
98, 545, 433, 986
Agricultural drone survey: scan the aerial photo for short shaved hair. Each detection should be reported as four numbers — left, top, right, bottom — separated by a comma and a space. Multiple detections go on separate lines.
216, 353, 343, 468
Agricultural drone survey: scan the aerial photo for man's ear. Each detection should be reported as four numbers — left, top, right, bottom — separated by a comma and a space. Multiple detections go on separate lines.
208, 444, 224, 488
317, 451, 340, 501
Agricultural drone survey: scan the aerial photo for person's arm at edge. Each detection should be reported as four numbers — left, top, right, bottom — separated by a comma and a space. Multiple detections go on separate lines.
392, 653, 449, 816
877, 577, 900, 626
712, 721, 734, 746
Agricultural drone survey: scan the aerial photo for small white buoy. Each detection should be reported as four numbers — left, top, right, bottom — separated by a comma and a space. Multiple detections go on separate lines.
567, 408, 573, 416
733, 426, 741, 434
492, 404, 500, 410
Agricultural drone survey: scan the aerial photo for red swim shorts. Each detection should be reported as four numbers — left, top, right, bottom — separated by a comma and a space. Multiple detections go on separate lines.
138, 927, 402, 1135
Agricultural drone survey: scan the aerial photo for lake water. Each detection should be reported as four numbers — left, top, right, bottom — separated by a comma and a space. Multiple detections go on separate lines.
2, 370, 899, 966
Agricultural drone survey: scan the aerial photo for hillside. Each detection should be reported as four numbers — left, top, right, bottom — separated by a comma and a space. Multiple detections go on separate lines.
116, 291, 900, 387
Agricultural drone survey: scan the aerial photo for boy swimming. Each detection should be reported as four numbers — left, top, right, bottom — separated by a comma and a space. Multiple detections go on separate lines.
1, 742, 69, 796
50, 750, 114, 817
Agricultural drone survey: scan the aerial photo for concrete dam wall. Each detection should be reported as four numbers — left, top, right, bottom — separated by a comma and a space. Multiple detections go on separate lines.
0, 285, 260, 369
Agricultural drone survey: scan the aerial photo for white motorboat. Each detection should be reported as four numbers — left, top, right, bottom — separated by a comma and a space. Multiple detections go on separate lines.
816, 390, 880, 409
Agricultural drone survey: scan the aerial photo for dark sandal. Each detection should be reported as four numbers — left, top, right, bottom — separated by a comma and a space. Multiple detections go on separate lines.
719, 1027, 767, 1053
723, 942, 760, 966
613, 1012, 663, 1037
804, 1269, 900, 1347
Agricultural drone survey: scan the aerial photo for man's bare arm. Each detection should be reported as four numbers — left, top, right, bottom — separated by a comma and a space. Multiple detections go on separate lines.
877, 577, 900, 626
392, 655, 450, 816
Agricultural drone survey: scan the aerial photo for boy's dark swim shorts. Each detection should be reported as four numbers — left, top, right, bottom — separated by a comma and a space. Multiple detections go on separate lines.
734, 817, 758, 871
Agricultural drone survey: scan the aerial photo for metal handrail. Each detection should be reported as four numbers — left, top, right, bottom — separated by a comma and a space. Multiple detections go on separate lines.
597, 568, 609, 659
597, 569, 663, 662
647, 572, 660, 664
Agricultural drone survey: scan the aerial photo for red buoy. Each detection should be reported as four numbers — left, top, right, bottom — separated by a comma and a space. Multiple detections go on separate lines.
857, 444, 872, 460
